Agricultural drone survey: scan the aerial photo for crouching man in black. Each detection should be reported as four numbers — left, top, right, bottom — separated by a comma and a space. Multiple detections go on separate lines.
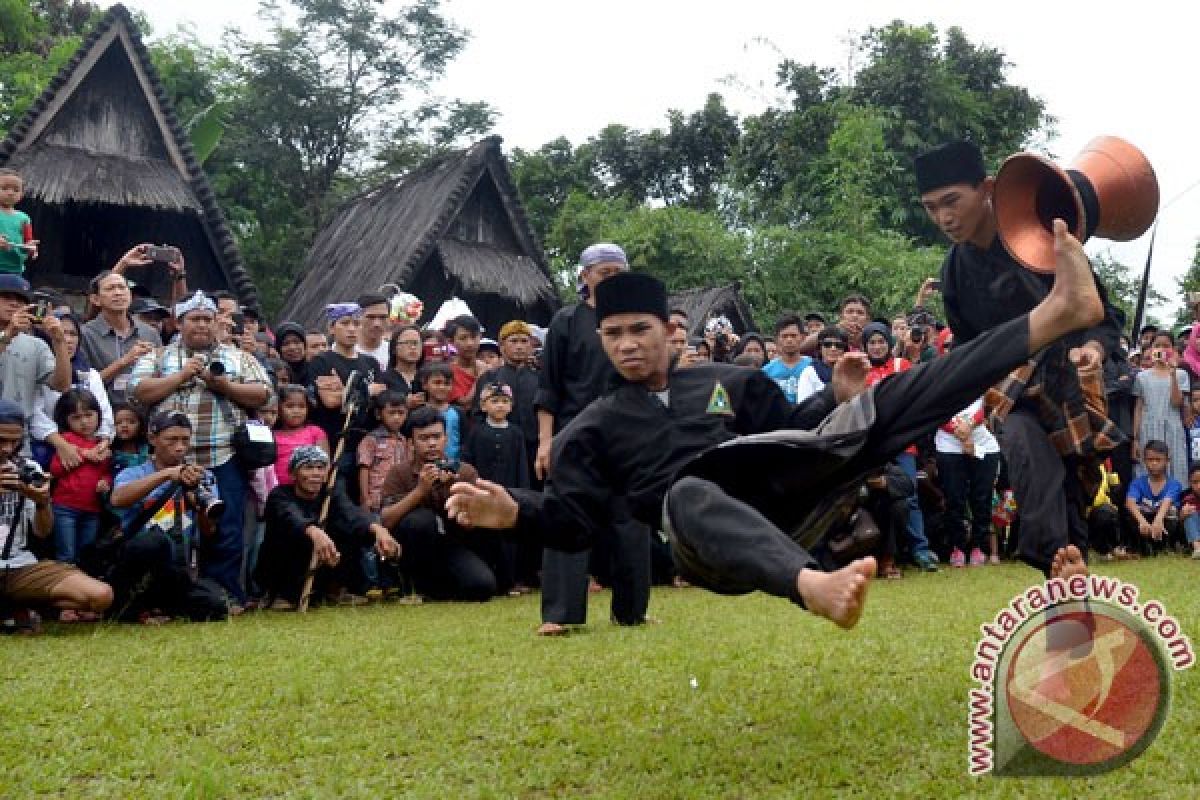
256, 446, 398, 610
379, 406, 497, 601
108, 411, 228, 623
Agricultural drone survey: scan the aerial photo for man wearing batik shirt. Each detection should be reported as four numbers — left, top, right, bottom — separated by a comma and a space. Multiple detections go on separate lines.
128, 291, 271, 608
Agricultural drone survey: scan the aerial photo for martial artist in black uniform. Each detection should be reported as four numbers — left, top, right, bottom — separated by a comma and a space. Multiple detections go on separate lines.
917, 140, 1124, 574
533, 243, 651, 632
448, 237, 1103, 625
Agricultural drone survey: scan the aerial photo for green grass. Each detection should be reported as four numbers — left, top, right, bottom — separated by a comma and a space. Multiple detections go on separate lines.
3, 559, 1198, 799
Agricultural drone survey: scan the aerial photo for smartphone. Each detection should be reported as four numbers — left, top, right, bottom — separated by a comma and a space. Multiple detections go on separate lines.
143, 244, 180, 263
30, 291, 54, 322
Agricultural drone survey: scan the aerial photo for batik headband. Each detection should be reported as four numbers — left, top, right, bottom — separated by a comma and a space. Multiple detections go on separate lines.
174, 291, 217, 319
325, 303, 362, 323
288, 445, 330, 472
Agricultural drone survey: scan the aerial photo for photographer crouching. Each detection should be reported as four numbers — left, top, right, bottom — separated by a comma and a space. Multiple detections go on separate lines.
129, 291, 271, 611
108, 411, 228, 623
0, 400, 112, 629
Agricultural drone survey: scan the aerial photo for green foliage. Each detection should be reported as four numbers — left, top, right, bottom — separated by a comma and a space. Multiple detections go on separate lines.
1091, 249, 1164, 332
0, 1, 98, 136
2, 561, 1197, 797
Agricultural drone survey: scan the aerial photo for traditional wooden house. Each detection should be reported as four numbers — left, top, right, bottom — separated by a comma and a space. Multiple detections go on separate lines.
0, 4, 259, 308
668, 282, 758, 336
280, 136, 559, 332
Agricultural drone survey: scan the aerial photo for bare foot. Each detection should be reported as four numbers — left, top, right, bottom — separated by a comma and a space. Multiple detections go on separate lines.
1050, 545, 1088, 579
796, 557, 876, 629
1027, 219, 1105, 352
536, 622, 569, 637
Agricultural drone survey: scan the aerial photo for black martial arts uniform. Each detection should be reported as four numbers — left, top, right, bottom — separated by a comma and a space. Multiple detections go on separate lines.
256, 484, 375, 604
509, 316, 1034, 604
941, 237, 1124, 573
535, 301, 651, 625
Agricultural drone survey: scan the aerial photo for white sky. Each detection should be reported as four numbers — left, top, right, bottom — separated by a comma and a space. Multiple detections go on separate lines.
127, 0, 1197, 322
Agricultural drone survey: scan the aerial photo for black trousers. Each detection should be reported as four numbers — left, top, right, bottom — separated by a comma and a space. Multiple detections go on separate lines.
936, 451, 1001, 553
107, 532, 227, 622
667, 315, 1032, 603
541, 496, 652, 626
394, 508, 496, 602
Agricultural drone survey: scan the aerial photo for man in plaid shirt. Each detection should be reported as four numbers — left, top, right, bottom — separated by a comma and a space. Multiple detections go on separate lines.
129, 291, 270, 609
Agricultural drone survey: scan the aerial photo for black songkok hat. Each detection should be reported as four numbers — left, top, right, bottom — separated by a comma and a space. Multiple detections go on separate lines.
914, 140, 986, 194
594, 272, 668, 323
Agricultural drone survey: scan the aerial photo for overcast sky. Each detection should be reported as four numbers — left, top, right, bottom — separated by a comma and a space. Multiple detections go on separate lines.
126, 0, 1196, 322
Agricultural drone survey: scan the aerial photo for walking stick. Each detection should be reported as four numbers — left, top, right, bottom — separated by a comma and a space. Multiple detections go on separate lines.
297, 371, 366, 612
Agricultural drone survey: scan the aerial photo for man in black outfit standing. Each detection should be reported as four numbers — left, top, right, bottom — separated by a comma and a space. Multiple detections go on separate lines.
448, 225, 1101, 626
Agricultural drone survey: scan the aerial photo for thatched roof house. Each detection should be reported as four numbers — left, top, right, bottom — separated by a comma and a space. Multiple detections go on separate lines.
279, 136, 559, 332
0, 4, 258, 308
668, 282, 758, 336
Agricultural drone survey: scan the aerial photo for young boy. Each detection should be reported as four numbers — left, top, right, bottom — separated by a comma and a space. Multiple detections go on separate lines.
419, 362, 460, 462
357, 390, 411, 515
1179, 464, 1200, 559
1125, 439, 1184, 555
462, 383, 529, 490
445, 314, 483, 406
0, 169, 36, 274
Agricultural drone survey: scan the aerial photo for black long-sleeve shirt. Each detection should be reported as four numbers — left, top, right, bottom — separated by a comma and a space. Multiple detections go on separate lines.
513, 363, 838, 552
534, 303, 615, 429
471, 363, 540, 451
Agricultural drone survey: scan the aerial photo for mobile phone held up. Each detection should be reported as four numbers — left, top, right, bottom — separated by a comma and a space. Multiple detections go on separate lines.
30, 291, 54, 322
143, 244, 180, 264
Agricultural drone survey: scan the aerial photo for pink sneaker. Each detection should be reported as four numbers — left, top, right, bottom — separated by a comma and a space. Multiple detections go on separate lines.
950, 548, 966, 568
969, 548, 986, 567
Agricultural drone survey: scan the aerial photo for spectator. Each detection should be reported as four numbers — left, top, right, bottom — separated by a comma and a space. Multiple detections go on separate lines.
936, 397, 1001, 567
445, 314, 483, 407
735, 333, 768, 369
307, 303, 382, 453
762, 313, 811, 403
305, 330, 328, 361
1125, 439, 1183, 555
0, 399, 112, 627
379, 324, 425, 406
129, 291, 271, 608
111, 402, 150, 473
795, 326, 846, 403
472, 320, 539, 479
1137, 324, 1158, 354
763, 337, 777, 362
0, 275, 71, 435
1179, 464, 1200, 558
478, 339, 502, 372
668, 324, 688, 360
379, 406, 495, 601
30, 310, 114, 468
802, 312, 825, 337
861, 466, 913, 579
838, 294, 871, 351
1088, 462, 1123, 560
257, 445, 398, 610
463, 382, 529, 490
271, 384, 329, 487
108, 410, 228, 622
81, 268, 161, 403
0, 167, 36, 273
419, 362, 460, 462
356, 292, 392, 370
890, 314, 910, 354
275, 322, 309, 387
209, 291, 239, 346
48, 389, 112, 566
669, 309, 689, 331
1132, 333, 1189, 481
357, 390, 411, 515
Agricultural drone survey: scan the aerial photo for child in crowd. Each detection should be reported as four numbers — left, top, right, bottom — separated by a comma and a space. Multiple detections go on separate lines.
245, 396, 281, 604
1133, 332, 1189, 482
1179, 464, 1200, 559
477, 339, 503, 372
1188, 391, 1200, 469
0, 168, 36, 274
462, 382, 529, 490
272, 384, 328, 486
1125, 439, 1184, 555
49, 389, 112, 570
419, 362, 460, 462
357, 390, 411, 515
110, 402, 150, 472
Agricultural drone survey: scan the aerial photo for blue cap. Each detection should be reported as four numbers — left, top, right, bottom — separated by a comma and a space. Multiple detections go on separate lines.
0, 274, 31, 301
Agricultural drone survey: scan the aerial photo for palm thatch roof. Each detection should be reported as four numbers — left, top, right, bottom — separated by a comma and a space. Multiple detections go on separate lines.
669, 282, 758, 336
0, 4, 258, 308
279, 136, 559, 332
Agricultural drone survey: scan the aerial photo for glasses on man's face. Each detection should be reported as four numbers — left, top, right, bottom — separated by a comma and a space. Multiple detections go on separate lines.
396, 339, 421, 347
820, 340, 847, 350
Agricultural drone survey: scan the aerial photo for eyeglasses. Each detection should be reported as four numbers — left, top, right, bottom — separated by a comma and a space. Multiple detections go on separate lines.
819, 340, 847, 350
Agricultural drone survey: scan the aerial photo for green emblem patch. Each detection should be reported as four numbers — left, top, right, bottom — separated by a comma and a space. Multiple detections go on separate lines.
706, 381, 733, 415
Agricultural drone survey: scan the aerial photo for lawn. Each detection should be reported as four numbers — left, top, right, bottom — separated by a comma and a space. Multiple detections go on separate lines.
2, 559, 1197, 799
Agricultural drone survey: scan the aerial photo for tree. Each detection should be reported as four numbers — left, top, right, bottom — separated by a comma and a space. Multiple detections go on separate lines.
1091, 250, 1164, 333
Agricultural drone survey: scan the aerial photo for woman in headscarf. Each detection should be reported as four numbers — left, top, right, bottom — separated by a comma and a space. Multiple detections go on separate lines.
274, 321, 310, 387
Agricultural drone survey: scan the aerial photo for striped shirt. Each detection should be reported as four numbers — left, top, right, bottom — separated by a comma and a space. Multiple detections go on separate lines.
129, 342, 269, 467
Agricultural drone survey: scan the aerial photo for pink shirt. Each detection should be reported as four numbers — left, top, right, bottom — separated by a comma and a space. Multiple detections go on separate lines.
273, 424, 327, 485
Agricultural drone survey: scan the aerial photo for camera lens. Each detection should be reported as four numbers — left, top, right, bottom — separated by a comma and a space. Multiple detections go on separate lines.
207, 360, 226, 377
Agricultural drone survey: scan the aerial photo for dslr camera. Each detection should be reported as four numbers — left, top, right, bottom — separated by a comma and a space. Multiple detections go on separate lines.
15, 461, 47, 488
191, 472, 226, 522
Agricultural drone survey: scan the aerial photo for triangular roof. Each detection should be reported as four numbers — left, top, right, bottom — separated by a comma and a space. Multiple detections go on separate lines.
279, 136, 557, 329
668, 282, 758, 336
0, 4, 259, 308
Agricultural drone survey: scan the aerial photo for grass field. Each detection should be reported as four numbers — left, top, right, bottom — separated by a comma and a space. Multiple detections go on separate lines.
3, 559, 1197, 799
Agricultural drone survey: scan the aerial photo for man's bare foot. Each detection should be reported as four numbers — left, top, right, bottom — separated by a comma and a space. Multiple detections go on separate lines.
1050, 545, 1088, 579
536, 622, 569, 637
1027, 219, 1106, 352
796, 557, 876, 629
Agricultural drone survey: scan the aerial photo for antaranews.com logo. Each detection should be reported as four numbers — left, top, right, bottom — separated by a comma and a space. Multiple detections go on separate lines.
968, 573, 1194, 776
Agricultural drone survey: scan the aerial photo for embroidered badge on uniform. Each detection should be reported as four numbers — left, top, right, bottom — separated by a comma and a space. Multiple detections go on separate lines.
706, 381, 733, 415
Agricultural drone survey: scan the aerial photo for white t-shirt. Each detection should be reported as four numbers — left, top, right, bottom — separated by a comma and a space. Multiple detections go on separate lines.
0, 461, 45, 570
356, 340, 390, 371
794, 365, 827, 404
935, 397, 1000, 456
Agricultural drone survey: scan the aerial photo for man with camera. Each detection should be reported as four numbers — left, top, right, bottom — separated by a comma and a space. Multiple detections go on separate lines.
129, 291, 271, 609
108, 410, 228, 622
0, 275, 71, 438
0, 399, 112, 627
378, 406, 496, 601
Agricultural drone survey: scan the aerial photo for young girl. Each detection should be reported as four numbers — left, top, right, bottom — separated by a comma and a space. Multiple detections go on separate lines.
49, 389, 112, 567
419, 362, 459, 461
110, 402, 150, 472
272, 384, 329, 486
1133, 331, 1190, 482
